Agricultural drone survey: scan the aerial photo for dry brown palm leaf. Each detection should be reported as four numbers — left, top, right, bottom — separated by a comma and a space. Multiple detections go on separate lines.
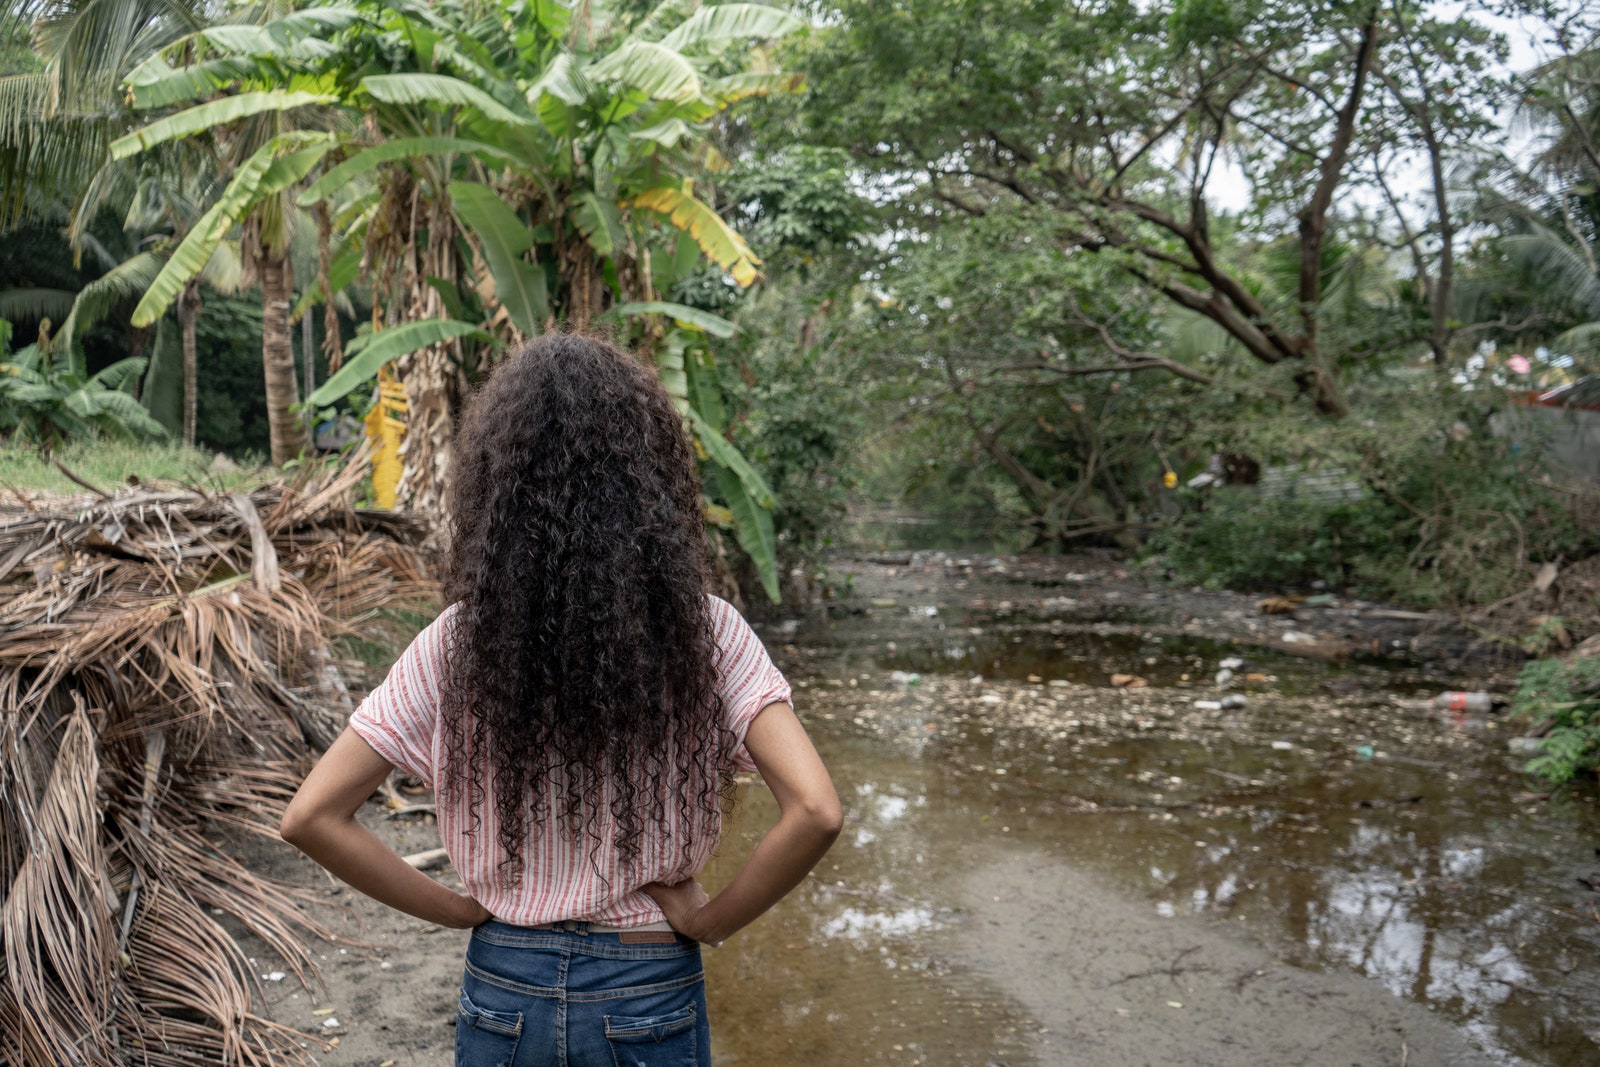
1, 456, 436, 1067
0, 701, 121, 1067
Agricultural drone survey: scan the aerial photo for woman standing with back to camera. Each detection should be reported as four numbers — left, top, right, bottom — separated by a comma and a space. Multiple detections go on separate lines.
280, 333, 843, 1066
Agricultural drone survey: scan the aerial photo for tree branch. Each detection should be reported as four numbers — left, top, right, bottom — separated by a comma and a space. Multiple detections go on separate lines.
1262, 64, 1340, 115
1297, 9, 1381, 349
1130, 266, 1288, 367
995, 358, 1215, 385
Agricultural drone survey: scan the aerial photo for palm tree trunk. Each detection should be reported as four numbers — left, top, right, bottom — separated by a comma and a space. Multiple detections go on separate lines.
260, 256, 308, 464
178, 282, 202, 449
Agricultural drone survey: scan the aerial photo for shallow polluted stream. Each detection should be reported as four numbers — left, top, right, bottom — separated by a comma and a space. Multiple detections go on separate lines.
699, 597, 1600, 1066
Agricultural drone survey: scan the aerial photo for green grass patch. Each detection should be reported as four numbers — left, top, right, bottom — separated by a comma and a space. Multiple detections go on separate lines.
0, 439, 267, 495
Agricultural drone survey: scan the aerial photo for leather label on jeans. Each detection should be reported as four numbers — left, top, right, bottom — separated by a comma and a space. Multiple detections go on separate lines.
618, 930, 678, 944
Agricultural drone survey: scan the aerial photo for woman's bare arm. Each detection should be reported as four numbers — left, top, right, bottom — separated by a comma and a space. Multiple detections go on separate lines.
280, 727, 490, 929
644, 701, 842, 943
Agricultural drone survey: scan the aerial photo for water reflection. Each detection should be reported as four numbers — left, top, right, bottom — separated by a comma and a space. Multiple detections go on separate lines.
704, 746, 1042, 1066
707, 622, 1600, 1065
819, 905, 938, 942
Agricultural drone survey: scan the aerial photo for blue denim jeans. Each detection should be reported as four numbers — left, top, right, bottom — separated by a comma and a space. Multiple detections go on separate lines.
456, 920, 710, 1067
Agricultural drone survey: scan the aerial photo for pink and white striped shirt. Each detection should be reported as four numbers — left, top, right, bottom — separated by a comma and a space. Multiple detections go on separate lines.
348, 595, 791, 927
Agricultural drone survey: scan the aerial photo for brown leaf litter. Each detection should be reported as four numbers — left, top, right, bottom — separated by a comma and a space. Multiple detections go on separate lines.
0, 453, 434, 1066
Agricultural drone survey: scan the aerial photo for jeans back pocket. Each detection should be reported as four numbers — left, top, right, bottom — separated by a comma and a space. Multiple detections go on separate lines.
604, 1005, 698, 1065
457, 989, 524, 1067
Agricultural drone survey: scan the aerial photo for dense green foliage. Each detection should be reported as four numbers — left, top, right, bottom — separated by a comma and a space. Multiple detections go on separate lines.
5, 0, 1600, 624
1150, 385, 1600, 605
729, 0, 1600, 597
1513, 654, 1600, 784
3, 0, 811, 598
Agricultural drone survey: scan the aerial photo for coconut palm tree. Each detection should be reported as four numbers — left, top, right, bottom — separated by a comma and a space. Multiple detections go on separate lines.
1492, 36, 1600, 365
0, 0, 206, 230
109, 12, 352, 462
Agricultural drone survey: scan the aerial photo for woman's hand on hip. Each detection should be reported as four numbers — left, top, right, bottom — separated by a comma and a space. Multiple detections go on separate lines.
641, 878, 717, 944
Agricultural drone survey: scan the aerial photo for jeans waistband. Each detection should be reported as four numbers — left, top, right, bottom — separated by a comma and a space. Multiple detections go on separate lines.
521, 919, 677, 934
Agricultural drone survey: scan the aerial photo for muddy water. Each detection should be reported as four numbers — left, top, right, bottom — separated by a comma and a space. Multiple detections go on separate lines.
701, 604, 1600, 1065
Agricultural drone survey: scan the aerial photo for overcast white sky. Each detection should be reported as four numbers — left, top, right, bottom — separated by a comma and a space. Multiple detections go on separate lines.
1207, 6, 1563, 214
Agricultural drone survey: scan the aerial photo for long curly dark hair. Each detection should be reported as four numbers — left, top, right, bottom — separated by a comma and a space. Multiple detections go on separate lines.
439, 332, 732, 883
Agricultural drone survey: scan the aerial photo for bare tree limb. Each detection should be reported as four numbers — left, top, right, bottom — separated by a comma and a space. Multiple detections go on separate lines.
1262, 64, 1341, 115
995, 358, 1215, 385
1297, 9, 1380, 355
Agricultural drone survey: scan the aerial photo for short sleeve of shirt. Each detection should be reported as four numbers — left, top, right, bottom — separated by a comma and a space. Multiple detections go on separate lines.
348, 605, 455, 786
709, 596, 792, 773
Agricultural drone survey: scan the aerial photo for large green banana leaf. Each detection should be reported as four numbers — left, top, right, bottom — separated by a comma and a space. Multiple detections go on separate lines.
717, 466, 779, 602
125, 57, 260, 109
299, 136, 512, 205
675, 340, 780, 598
448, 180, 547, 332
110, 91, 337, 159
629, 183, 761, 286
76, 382, 169, 438
630, 117, 694, 148
657, 342, 689, 412
196, 7, 364, 56
586, 41, 701, 101
657, 4, 802, 51
132, 134, 334, 326
306, 319, 489, 407
685, 405, 776, 509
525, 52, 589, 106
570, 191, 627, 258
707, 71, 807, 102
362, 74, 536, 128
610, 301, 736, 338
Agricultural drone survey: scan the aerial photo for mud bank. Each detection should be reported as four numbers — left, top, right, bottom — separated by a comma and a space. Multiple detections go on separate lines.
953, 849, 1485, 1066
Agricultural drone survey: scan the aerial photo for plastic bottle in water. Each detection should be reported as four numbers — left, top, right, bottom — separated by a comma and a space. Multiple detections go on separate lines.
1433, 692, 1494, 713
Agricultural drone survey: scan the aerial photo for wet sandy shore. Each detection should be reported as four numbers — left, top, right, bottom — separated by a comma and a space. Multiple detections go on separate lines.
258, 787, 1495, 1067
953, 848, 1485, 1066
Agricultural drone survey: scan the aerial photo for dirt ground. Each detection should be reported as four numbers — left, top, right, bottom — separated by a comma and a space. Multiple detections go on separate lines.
952, 849, 1485, 1066
252, 551, 1574, 1066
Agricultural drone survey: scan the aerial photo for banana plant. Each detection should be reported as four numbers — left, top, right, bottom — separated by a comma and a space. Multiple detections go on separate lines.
0, 325, 165, 446
117, 0, 798, 595
679, 330, 780, 601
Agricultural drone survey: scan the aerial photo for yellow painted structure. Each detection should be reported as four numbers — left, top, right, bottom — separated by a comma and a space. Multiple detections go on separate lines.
364, 364, 407, 509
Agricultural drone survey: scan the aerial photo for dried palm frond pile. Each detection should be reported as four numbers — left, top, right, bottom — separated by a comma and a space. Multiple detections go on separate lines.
0, 456, 435, 1066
